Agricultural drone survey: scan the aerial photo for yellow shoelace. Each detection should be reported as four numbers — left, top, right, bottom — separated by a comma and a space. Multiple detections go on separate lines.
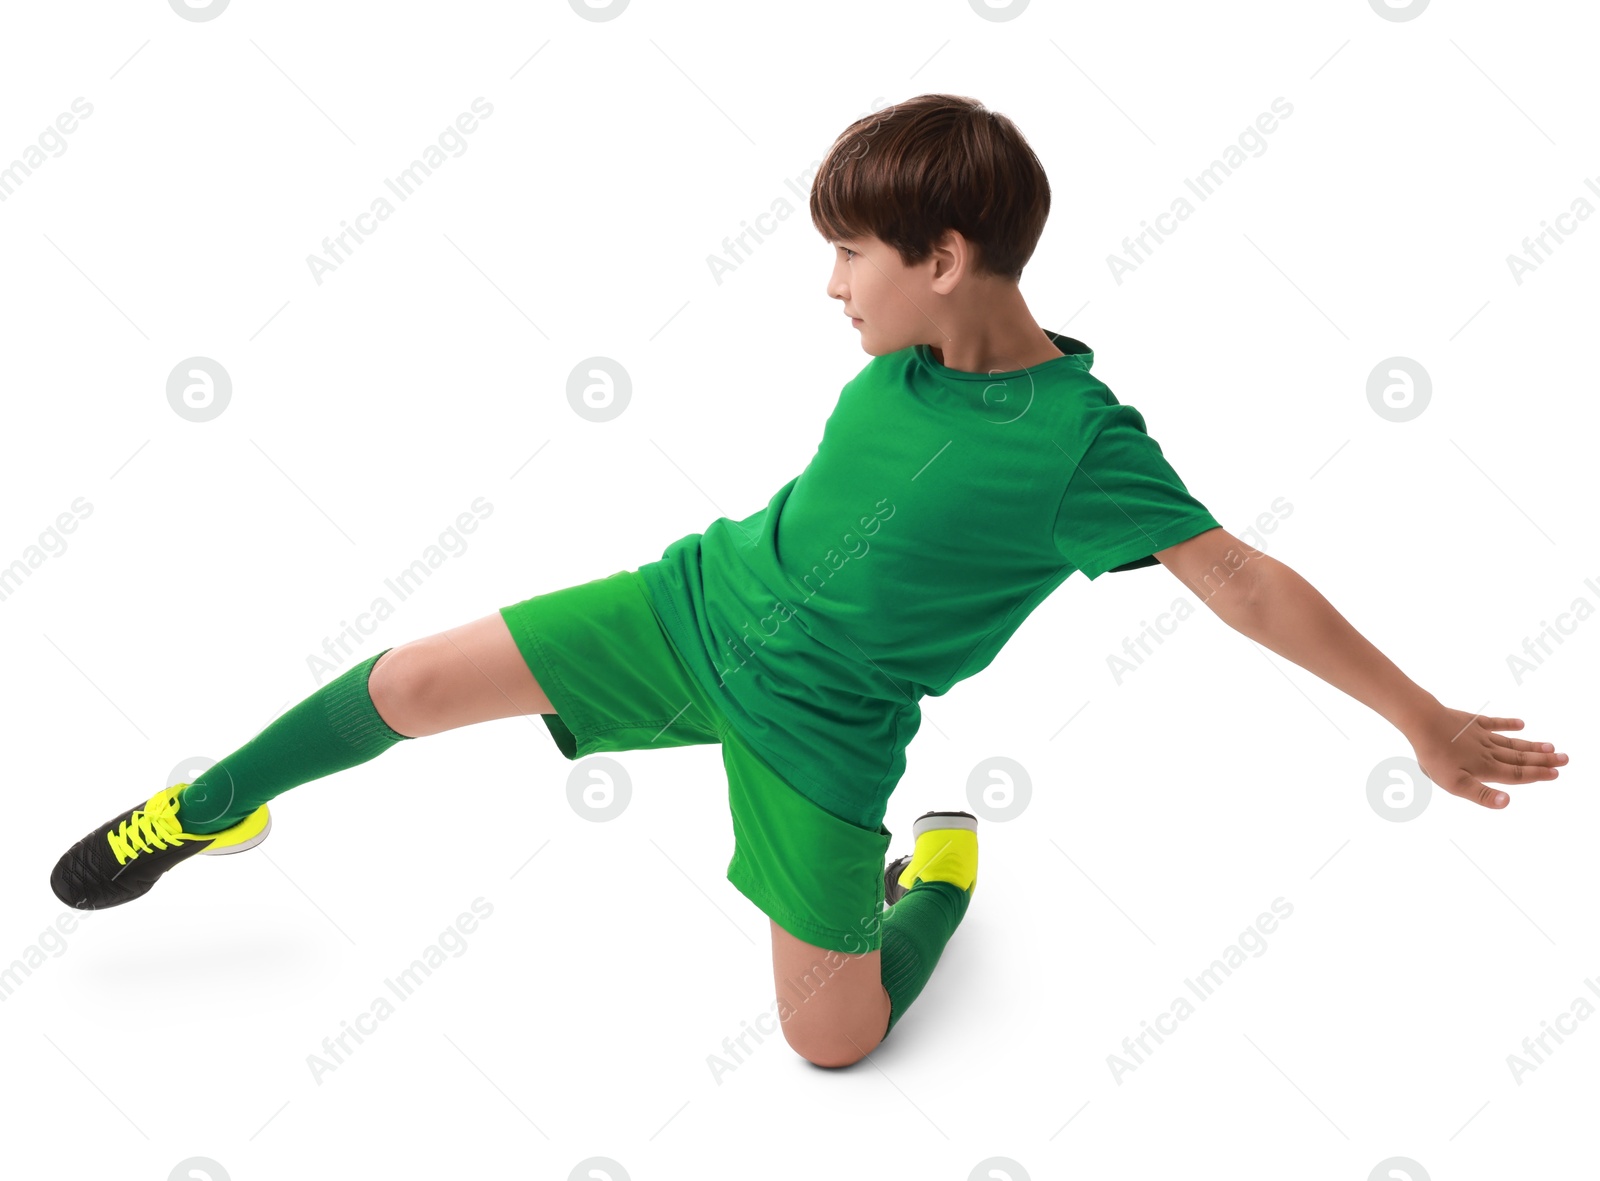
106, 791, 189, 866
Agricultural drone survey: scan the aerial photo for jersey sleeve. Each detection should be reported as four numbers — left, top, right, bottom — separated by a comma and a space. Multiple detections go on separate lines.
1052, 401, 1221, 580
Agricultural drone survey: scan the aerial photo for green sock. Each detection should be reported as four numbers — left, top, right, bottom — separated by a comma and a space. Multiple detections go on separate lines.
179, 650, 411, 834
880, 879, 971, 1037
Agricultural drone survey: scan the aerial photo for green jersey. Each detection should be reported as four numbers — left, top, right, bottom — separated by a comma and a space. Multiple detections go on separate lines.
638, 329, 1220, 828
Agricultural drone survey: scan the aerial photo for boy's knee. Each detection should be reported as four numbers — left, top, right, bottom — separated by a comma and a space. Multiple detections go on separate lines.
768, 928, 891, 1067
368, 644, 433, 736
780, 1008, 885, 1068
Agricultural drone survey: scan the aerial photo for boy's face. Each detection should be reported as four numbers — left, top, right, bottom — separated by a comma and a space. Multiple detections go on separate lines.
825, 234, 930, 356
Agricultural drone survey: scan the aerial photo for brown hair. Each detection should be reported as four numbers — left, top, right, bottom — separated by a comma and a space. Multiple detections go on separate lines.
809, 94, 1050, 283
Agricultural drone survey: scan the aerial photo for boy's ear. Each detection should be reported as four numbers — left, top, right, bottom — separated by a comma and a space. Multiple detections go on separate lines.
1154, 527, 1267, 606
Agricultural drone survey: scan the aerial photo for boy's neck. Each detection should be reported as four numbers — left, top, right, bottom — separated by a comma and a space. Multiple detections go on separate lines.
929, 324, 1065, 372
924, 281, 1065, 372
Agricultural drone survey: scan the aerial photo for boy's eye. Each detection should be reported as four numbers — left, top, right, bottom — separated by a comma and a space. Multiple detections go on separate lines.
841, 247, 856, 260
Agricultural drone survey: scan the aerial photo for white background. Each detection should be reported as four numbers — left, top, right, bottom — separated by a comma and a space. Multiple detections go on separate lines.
0, 1, 1594, 1178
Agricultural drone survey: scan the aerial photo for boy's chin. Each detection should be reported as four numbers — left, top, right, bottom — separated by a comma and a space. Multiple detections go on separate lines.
853, 329, 895, 356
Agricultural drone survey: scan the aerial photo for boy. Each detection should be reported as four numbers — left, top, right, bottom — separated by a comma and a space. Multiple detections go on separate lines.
50, 94, 1566, 1069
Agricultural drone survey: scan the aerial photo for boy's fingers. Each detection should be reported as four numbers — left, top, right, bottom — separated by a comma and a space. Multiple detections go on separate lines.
1487, 733, 1566, 764
1451, 774, 1509, 808
1486, 756, 1557, 782
1477, 716, 1524, 731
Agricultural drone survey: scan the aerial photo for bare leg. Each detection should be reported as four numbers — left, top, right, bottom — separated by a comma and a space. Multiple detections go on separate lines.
368, 612, 552, 738
377, 611, 898, 1065
769, 919, 891, 1067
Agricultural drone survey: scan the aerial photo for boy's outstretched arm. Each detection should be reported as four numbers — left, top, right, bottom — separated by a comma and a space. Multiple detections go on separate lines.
1154, 528, 1568, 810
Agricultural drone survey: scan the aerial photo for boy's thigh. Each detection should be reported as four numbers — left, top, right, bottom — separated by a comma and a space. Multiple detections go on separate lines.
721, 735, 894, 1059
768, 920, 889, 1066
498, 567, 723, 759
723, 737, 892, 956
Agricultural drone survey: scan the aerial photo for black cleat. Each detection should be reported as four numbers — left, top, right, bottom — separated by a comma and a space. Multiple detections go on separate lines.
51, 785, 271, 911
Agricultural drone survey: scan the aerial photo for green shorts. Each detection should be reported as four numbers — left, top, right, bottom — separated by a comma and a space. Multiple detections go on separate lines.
498, 566, 892, 954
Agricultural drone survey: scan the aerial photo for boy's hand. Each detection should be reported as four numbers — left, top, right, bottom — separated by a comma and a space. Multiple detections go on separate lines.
1403, 705, 1567, 809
